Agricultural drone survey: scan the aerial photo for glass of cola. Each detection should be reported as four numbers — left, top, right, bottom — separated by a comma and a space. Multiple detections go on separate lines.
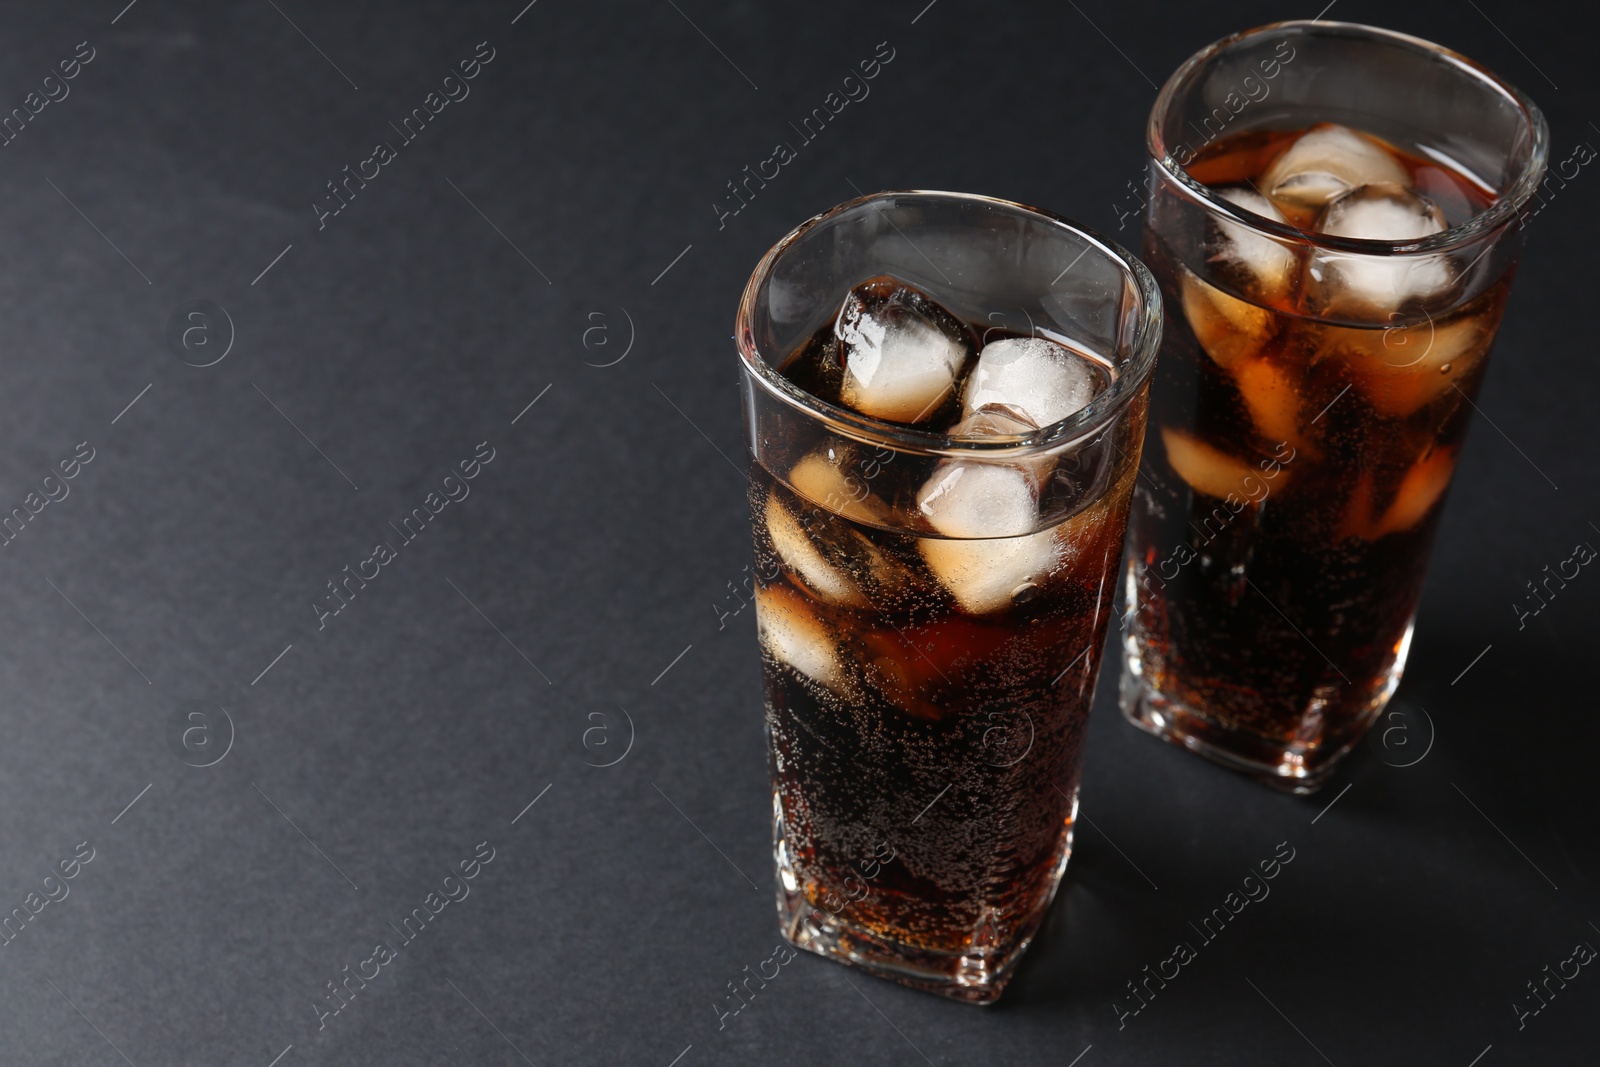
736, 191, 1161, 1001
1122, 21, 1548, 791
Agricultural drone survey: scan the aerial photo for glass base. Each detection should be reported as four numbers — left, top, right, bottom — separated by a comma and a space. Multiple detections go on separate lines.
772, 793, 1073, 1004
1117, 622, 1412, 795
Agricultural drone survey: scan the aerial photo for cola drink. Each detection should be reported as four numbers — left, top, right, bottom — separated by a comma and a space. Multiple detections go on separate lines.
1123, 22, 1547, 791
737, 192, 1160, 1001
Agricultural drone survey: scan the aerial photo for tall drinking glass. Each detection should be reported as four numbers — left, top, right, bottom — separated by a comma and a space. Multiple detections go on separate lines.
737, 191, 1160, 1001
1122, 21, 1548, 791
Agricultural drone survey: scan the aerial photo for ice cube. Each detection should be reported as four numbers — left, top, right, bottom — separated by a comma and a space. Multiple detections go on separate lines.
1229, 356, 1308, 454
1371, 446, 1457, 537
949, 406, 1037, 438
1180, 269, 1279, 369
915, 459, 1061, 613
961, 336, 1101, 429
1160, 427, 1289, 500
947, 405, 1053, 487
1320, 182, 1446, 241
1209, 186, 1298, 298
919, 531, 1063, 615
836, 279, 970, 423
1312, 183, 1453, 312
1338, 447, 1458, 541
764, 490, 867, 607
755, 583, 845, 690
1262, 124, 1411, 212
1327, 313, 1493, 416
917, 461, 1038, 539
779, 460, 936, 603
787, 449, 891, 526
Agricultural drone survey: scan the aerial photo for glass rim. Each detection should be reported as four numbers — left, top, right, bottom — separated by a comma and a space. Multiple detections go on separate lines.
735, 189, 1163, 459
1146, 19, 1551, 257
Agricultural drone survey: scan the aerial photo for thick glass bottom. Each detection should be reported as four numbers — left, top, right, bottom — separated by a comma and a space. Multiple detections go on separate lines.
771, 792, 1074, 1004
1117, 621, 1412, 794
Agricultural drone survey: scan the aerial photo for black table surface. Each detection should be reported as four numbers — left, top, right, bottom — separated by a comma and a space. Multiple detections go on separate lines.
1, 1, 1594, 1063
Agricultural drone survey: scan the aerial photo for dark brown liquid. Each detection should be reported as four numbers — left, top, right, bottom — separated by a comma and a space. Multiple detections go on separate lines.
1128, 124, 1509, 771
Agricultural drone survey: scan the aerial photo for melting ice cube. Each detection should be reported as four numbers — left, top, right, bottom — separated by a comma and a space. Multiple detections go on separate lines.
836, 279, 970, 423
1313, 182, 1453, 312
1179, 188, 1295, 370
948, 405, 1056, 487
1336, 314, 1492, 417
1160, 426, 1291, 500
918, 531, 1063, 615
764, 490, 866, 607
1338, 447, 1458, 541
916, 458, 1060, 613
1208, 185, 1299, 299
1180, 270, 1280, 369
786, 449, 891, 527
1262, 123, 1411, 211
917, 462, 1039, 540
948, 406, 1038, 439
961, 336, 1101, 428
1321, 181, 1447, 241
755, 583, 844, 690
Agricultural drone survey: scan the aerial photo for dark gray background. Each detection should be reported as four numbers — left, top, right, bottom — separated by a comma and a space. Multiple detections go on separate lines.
0, 0, 1593, 1064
